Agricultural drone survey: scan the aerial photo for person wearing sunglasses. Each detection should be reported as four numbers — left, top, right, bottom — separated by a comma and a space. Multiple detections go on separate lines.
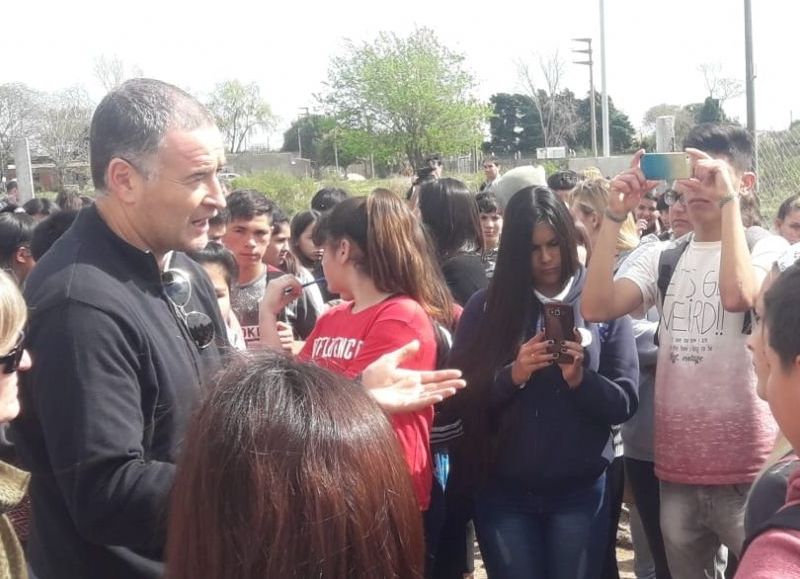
11, 79, 230, 579
0, 270, 32, 579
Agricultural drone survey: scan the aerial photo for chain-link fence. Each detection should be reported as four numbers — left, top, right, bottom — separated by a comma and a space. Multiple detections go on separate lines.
757, 125, 800, 221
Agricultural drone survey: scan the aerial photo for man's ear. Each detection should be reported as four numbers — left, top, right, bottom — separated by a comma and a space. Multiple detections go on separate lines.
106, 158, 143, 204
740, 171, 756, 194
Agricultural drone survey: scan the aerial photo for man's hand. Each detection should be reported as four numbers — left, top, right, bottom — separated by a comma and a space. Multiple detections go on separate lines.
609, 150, 660, 217
680, 148, 738, 203
360, 340, 466, 413
510, 330, 554, 386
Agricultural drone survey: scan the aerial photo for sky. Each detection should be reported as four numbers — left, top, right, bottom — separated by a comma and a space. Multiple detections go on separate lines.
5, 0, 796, 148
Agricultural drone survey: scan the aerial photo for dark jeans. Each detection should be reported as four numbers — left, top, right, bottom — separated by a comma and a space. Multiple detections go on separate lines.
426, 447, 475, 579
475, 473, 607, 579
432, 488, 475, 579
624, 457, 672, 579
424, 476, 447, 578
597, 456, 625, 579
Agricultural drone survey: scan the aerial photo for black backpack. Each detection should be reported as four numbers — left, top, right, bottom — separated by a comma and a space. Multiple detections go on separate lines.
429, 322, 464, 450
654, 226, 771, 344
742, 502, 800, 555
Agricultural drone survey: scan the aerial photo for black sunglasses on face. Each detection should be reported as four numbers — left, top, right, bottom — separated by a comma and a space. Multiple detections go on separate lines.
0, 331, 25, 374
161, 269, 215, 350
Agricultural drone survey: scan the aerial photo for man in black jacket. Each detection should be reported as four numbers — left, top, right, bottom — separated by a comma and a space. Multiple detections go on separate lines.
13, 78, 229, 579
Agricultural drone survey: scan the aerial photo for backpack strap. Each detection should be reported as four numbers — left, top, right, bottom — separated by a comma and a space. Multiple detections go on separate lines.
657, 234, 693, 309
654, 234, 692, 346
742, 502, 800, 555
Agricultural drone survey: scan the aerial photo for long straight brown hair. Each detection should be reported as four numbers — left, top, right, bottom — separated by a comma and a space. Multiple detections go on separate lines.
166, 351, 424, 579
447, 186, 581, 491
314, 188, 455, 328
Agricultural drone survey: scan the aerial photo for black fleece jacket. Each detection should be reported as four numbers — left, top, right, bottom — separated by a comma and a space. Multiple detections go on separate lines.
13, 206, 227, 579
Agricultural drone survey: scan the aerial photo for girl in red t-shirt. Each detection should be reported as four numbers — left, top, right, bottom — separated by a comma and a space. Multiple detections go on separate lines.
260, 189, 455, 510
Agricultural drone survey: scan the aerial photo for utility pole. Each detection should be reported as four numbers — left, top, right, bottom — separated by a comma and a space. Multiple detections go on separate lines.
572, 38, 597, 158
744, 0, 757, 175
333, 125, 340, 177
599, 0, 610, 156
297, 126, 302, 160
298, 106, 311, 160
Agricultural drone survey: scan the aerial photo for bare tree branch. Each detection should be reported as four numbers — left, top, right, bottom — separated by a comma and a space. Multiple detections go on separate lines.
516, 51, 577, 147
699, 62, 743, 104
34, 86, 93, 189
93, 55, 144, 92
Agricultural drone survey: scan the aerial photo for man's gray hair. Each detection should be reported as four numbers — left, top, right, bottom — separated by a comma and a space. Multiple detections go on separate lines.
89, 78, 215, 192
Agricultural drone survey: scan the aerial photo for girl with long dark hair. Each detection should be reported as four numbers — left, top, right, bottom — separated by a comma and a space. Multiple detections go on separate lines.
417, 178, 488, 306
261, 189, 455, 511
448, 186, 639, 579
289, 210, 322, 270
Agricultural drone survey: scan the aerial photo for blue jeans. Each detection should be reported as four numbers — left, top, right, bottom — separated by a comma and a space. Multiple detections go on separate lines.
475, 473, 607, 579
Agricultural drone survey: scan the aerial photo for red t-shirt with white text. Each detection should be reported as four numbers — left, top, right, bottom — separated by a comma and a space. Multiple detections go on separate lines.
299, 295, 437, 509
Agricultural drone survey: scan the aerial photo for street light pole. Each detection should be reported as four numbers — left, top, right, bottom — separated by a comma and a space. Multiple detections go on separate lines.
297, 126, 302, 160
298, 106, 310, 160
334, 126, 340, 177
599, 0, 610, 157
744, 0, 757, 176
573, 38, 597, 158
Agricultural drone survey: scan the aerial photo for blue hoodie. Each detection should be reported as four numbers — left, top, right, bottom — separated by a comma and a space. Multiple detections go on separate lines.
452, 266, 639, 494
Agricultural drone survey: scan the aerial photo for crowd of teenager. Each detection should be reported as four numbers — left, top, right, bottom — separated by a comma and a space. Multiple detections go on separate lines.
0, 79, 797, 579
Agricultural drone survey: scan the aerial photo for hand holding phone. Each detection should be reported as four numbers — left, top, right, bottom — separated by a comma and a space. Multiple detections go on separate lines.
510, 330, 553, 386
609, 150, 661, 216
640, 152, 692, 181
543, 303, 575, 364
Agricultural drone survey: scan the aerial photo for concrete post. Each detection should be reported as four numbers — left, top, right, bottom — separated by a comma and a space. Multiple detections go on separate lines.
655, 116, 676, 152
13, 138, 34, 203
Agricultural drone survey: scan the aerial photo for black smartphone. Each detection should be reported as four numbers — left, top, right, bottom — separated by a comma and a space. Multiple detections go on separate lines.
543, 302, 575, 364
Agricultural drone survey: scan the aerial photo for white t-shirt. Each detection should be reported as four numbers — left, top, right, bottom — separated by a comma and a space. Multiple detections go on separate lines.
620, 233, 787, 484
775, 241, 800, 272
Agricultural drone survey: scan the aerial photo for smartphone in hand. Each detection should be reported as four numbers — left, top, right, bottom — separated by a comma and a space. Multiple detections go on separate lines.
543, 303, 575, 364
640, 152, 692, 181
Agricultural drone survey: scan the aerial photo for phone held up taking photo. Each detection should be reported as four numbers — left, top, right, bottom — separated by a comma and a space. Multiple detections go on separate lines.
640, 152, 692, 181
543, 302, 575, 364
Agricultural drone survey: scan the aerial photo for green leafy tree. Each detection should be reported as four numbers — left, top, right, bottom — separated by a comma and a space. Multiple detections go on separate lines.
281, 115, 363, 171
574, 93, 635, 154
487, 93, 542, 155
321, 27, 490, 169
694, 97, 731, 124
207, 80, 275, 153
